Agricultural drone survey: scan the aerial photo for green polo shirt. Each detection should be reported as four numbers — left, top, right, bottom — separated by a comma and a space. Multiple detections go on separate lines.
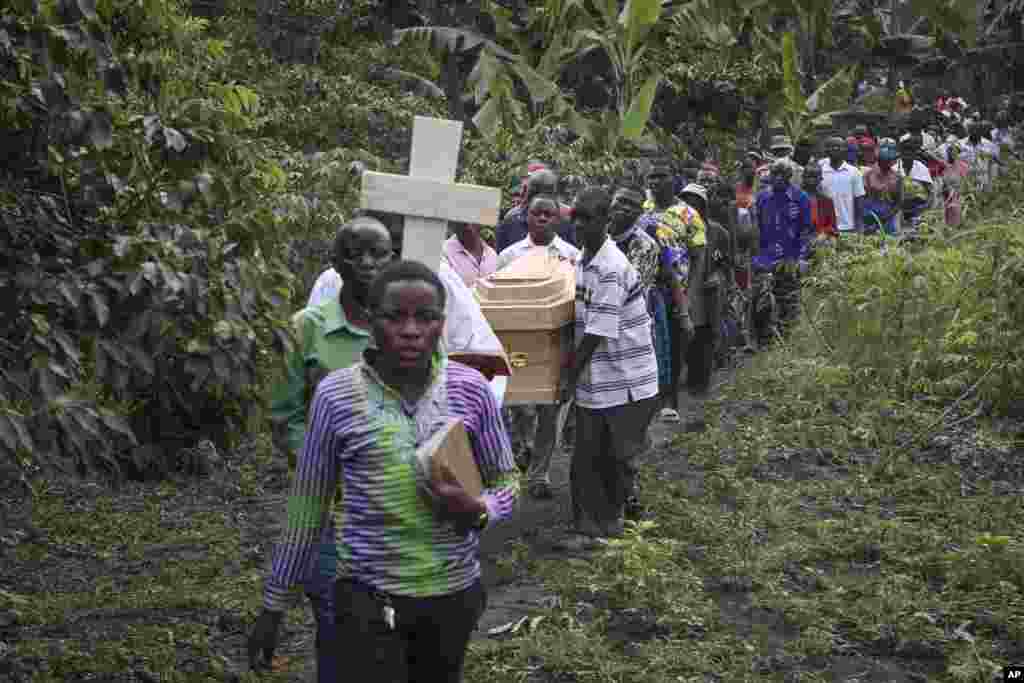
270, 297, 373, 461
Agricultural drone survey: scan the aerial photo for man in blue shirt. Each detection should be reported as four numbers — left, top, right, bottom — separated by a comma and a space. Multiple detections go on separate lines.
753, 162, 811, 344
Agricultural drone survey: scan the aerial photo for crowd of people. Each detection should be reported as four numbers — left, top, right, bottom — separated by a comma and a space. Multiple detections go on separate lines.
244, 95, 1021, 682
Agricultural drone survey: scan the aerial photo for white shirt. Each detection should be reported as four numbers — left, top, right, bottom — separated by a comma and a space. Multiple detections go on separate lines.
496, 234, 580, 272
897, 159, 933, 185
961, 137, 1001, 188
307, 263, 508, 402
897, 159, 935, 214
818, 159, 866, 232
900, 131, 938, 152
956, 137, 999, 166
574, 238, 659, 410
992, 128, 1016, 151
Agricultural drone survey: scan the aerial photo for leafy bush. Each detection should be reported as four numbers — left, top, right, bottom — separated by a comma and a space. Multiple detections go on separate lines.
1, 0, 301, 479
1, 0, 740, 484
804, 163, 1024, 413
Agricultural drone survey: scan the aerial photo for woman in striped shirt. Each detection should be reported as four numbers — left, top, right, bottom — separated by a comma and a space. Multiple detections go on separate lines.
249, 260, 519, 682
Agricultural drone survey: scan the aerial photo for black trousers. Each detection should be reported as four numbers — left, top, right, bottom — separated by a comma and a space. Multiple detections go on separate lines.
774, 269, 801, 327
666, 301, 687, 407
571, 398, 658, 532
330, 579, 486, 683
685, 325, 715, 395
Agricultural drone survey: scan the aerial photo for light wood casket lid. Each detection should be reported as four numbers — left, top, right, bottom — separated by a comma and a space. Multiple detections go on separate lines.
474, 249, 575, 331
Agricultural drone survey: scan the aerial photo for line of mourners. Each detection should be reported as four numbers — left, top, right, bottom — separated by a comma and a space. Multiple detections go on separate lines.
244, 97, 1022, 682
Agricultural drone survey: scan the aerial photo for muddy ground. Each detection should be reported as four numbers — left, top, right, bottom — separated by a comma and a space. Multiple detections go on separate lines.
1, 356, 1022, 682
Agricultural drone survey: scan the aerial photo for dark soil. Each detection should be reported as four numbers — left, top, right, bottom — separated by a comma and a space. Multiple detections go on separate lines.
3, 356, 1023, 682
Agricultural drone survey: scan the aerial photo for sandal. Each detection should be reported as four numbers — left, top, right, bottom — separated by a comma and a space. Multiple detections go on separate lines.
659, 408, 681, 423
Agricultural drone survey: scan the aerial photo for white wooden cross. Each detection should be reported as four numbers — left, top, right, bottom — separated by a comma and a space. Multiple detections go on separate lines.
360, 116, 502, 267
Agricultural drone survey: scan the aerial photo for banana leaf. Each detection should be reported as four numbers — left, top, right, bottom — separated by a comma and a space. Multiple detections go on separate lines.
805, 65, 855, 113
622, 73, 660, 141
392, 26, 516, 60
620, 0, 663, 55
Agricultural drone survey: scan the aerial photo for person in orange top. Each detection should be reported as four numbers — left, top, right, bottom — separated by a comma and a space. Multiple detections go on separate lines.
735, 158, 757, 210
801, 163, 837, 240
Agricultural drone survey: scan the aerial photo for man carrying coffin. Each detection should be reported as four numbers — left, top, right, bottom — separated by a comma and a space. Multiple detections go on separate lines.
496, 194, 580, 499
251, 260, 518, 682
565, 187, 659, 540
308, 209, 509, 399
495, 168, 577, 252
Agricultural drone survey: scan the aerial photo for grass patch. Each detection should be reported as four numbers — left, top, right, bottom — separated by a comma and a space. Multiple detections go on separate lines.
464, 321, 1024, 681
7, 160, 1024, 680
0, 434, 318, 682
463, 171, 1024, 682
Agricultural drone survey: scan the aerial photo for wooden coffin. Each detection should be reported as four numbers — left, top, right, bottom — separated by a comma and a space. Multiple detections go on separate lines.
474, 249, 575, 405
417, 417, 483, 498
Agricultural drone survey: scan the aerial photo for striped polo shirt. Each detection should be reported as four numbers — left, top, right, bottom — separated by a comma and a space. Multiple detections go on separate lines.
264, 355, 518, 611
574, 238, 659, 410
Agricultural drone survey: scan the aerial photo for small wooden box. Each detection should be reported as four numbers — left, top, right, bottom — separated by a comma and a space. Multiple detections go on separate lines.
474, 249, 575, 405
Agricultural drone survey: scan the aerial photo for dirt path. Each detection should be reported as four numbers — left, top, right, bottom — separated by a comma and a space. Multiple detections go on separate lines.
242, 366, 737, 681
473, 367, 734, 642
0, 373, 731, 683
10, 351, 1006, 682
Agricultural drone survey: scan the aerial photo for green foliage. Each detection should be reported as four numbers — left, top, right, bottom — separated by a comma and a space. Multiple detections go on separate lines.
804, 163, 1024, 413
572, 0, 664, 151
771, 31, 855, 141
392, 10, 592, 146
850, 0, 978, 58
401, 0, 667, 153
620, 72, 660, 142
486, 0, 590, 80
908, 0, 978, 47
0, 0, 300, 479
653, 2, 782, 132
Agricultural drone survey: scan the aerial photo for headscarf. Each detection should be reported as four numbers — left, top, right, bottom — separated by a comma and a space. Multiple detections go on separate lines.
877, 143, 899, 163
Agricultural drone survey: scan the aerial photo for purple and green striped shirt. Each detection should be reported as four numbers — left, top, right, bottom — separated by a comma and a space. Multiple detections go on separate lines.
264, 355, 518, 611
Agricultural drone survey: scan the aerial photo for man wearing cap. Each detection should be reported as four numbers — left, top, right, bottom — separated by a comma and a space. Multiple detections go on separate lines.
765, 135, 804, 187
678, 183, 728, 397
818, 136, 866, 234
754, 162, 811, 342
